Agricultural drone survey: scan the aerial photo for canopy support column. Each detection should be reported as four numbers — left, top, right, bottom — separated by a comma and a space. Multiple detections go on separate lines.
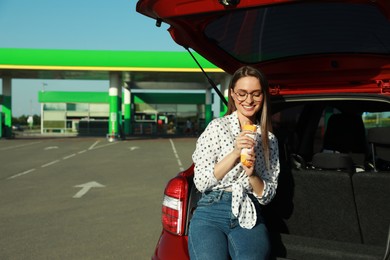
123, 86, 131, 136
123, 72, 132, 136
2, 77, 12, 138
108, 72, 121, 141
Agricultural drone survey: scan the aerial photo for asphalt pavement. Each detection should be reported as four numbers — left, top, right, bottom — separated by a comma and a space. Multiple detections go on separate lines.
0, 136, 197, 260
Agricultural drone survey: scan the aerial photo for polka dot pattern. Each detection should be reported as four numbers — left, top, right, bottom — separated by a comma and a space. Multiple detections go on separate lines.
192, 111, 280, 229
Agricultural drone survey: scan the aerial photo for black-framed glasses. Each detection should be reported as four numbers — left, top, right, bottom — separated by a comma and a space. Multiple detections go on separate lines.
234, 90, 263, 101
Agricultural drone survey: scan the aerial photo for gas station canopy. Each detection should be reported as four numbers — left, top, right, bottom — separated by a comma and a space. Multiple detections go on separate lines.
0, 48, 226, 89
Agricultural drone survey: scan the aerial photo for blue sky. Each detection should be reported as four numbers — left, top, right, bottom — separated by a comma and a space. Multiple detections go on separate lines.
0, 0, 183, 116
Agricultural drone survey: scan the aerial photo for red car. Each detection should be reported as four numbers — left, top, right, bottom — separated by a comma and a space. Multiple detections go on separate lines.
136, 1, 390, 259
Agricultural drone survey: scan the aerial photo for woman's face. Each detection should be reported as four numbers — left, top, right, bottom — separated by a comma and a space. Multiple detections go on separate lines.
231, 76, 263, 124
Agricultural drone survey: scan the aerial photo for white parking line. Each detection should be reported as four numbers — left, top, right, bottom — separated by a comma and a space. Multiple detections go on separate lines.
0, 141, 42, 151
7, 169, 36, 179
89, 141, 119, 150
7, 139, 118, 179
41, 160, 60, 168
63, 154, 76, 160
88, 140, 100, 150
169, 139, 184, 171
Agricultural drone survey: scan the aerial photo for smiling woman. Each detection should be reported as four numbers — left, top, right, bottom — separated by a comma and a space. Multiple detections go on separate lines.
189, 66, 279, 259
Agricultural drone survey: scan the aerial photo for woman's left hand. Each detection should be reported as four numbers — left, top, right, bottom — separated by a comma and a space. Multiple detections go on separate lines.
243, 149, 265, 196
242, 147, 256, 176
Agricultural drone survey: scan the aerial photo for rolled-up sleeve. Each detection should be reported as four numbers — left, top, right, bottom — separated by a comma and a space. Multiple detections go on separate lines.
254, 133, 280, 205
192, 120, 221, 192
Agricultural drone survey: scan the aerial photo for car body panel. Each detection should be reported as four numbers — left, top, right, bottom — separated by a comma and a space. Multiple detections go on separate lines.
152, 230, 189, 260
137, 0, 390, 95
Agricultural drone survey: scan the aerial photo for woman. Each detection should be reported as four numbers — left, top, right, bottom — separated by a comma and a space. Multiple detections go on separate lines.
188, 66, 280, 260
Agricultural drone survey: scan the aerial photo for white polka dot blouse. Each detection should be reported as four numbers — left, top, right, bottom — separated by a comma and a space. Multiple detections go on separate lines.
192, 111, 280, 229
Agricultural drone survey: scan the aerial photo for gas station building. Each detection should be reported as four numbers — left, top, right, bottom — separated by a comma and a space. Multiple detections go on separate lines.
0, 48, 229, 138
39, 91, 213, 136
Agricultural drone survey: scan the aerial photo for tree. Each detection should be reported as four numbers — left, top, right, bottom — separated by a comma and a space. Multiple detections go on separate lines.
12, 114, 41, 126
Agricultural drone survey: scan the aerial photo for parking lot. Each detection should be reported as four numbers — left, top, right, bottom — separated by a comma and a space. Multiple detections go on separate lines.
0, 136, 197, 259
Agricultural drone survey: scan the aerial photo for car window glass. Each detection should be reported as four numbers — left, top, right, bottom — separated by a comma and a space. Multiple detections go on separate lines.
204, 3, 390, 63
272, 105, 304, 161
362, 112, 390, 128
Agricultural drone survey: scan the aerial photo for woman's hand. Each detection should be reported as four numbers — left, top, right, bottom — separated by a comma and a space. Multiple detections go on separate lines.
242, 147, 256, 176
213, 130, 256, 181
243, 149, 265, 197
234, 131, 256, 156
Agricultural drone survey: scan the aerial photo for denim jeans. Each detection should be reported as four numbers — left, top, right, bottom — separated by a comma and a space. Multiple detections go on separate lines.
188, 190, 270, 260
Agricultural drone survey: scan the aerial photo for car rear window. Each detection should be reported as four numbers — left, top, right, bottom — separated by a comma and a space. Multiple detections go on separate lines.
362, 111, 390, 128
204, 2, 390, 63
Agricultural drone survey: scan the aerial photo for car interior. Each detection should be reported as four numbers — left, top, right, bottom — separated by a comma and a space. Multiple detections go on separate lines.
262, 94, 390, 259
185, 94, 390, 259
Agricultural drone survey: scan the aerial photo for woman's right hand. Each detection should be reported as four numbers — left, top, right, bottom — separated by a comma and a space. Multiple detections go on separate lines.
234, 131, 256, 155
214, 130, 256, 181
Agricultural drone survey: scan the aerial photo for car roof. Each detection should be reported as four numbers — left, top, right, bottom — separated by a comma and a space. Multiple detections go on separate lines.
137, 0, 390, 95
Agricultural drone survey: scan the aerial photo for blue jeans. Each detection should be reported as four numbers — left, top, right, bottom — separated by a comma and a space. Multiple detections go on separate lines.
188, 190, 270, 260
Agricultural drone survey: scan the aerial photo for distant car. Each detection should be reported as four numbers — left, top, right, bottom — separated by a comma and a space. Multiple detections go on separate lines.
137, 1, 390, 259
12, 124, 23, 131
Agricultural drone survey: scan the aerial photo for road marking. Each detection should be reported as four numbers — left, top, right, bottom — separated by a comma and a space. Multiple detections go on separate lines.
63, 154, 76, 160
41, 160, 60, 168
88, 140, 100, 150
0, 141, 41, 151
8, 139, 118, 179
90, 141, 118, 150
129, 146, 139, 151
7, 169, 36, 179
44, 146, 58, 150
169, 139, 184, 171
73, 181, 105, 198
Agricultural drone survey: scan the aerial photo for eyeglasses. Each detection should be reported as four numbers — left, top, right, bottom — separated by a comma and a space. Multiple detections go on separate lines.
234, 90, 263, 102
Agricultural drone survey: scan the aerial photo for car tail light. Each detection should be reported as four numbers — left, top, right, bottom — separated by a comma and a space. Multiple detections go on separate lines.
162, 175, 189, 236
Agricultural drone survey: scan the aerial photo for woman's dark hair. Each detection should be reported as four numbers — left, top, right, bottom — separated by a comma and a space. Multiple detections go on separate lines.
225, 66, 273, 168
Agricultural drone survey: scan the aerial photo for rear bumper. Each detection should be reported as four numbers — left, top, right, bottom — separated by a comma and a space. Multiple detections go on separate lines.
152, 230, 189, 260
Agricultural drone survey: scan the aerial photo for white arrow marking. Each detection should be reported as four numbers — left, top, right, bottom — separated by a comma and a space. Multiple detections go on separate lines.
129, 146, 140, 151
73, 181, 105, 198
